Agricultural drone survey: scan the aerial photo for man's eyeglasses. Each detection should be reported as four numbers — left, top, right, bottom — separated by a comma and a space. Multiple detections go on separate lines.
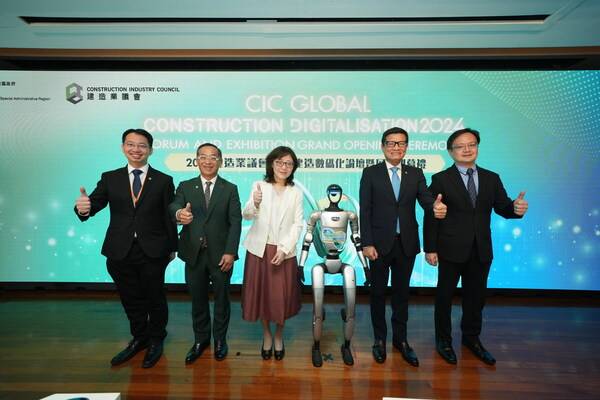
384, 140, 408, 148
197, 155, 221, 162
274, 160, 294, 169
452, 143, 478, 151
124, 142, 149, 150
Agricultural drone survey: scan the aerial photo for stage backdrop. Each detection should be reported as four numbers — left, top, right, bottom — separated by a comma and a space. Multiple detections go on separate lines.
0, 70, 599, 290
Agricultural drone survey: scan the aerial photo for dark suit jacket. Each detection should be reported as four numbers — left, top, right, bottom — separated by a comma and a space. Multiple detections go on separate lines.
423, 165, 521, 263
168, 175, 242, 267
360, 161, 435, 257
76, 166, 178, 260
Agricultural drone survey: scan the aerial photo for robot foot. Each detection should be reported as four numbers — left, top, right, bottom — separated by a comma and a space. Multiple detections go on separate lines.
341, 343, 354, 366
312, 345, 323, 368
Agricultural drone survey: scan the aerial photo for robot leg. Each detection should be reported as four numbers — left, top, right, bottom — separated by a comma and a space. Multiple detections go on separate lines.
311, 264, 325, 367
340, 264, 356, 366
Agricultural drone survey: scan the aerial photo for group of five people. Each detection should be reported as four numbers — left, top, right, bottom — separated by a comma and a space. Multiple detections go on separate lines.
75, 126, 528, 369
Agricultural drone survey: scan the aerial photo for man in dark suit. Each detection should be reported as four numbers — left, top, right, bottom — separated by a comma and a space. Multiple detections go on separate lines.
360, 127, 447, 367
169, 143, 242, 363
424, 128, 528, 365
75, 128, 177, 368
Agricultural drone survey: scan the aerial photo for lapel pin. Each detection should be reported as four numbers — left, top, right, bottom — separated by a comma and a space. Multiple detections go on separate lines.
195, 185, 199, 189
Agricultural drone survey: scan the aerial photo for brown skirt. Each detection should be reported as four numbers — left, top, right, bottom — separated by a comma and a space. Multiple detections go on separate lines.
241, 244, 302, 325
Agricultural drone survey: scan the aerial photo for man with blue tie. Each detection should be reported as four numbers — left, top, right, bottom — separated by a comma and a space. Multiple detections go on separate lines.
424, 128, 528, 366
75, 128, 177, 368
360, 127, 447, 366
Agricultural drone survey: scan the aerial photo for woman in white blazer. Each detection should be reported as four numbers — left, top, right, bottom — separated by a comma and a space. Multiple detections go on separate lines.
241, 146, 304, 361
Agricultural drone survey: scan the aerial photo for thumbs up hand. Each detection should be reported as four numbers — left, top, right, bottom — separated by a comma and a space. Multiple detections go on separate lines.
75, 186, 91, 216
513, 191, 528, 216
253, 183, 263, 208
178, 202, 194, 225
433, 193, 447, 219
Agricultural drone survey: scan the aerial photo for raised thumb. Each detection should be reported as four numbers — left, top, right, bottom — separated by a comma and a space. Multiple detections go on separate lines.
517, 191, 526, 200
185, 202, 192, 211
80, 187, 88, 196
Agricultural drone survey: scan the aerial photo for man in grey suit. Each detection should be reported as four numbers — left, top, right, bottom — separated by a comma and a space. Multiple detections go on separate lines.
169, 143, 242, 363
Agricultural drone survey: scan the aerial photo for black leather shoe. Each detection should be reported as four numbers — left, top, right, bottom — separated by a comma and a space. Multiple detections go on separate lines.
436, 339, 457, 365
341, 343, 354, 366
312, 343, 323, 368
261, 341, 273, 360
214, 340, 228, 361
393, 341, 419, 367
142, 342, 163, 369
274, 341, 285, 361
185, 340, 211, 364
462, 337, 496, 365
110, 339, 148, 366
372, 340, 386, 363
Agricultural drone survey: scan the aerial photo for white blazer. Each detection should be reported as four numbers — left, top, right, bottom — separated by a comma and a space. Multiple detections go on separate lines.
242, 181, 304, 259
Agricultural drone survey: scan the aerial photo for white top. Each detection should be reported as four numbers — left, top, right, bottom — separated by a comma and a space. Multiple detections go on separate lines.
243, 181, 304, 259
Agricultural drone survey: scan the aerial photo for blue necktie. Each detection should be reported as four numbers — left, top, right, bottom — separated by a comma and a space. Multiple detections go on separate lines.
391, 166, 401, 233
466, 168, 477, 207
132, 169, 143, 198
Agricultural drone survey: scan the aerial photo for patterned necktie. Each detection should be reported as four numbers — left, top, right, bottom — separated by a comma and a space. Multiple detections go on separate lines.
466, 168, 477, 207
391, 166, 401, 233
132, 169, 143, 198
204, 181, 212, 208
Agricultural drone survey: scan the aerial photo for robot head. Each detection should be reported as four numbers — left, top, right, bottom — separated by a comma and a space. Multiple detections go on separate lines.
326, 184, 343, 207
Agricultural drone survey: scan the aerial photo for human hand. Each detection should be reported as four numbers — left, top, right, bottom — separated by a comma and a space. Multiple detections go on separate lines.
513, 191, 528, 216
433, 194, 447, 219
75, 186, 91, 216
219, 254, 235, 272
179, 202, 194, 225
425, 252, 438, 266
363, 246, 378, 261
253, 184, 263, 208
271, 249, 286, 266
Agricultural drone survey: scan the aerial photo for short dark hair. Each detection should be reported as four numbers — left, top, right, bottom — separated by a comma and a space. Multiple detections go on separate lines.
381, 127, 409, 145
196, 142, 223, 160
447, 128, 481, 150
122, 128, 153, 147
264, 146, 299, 186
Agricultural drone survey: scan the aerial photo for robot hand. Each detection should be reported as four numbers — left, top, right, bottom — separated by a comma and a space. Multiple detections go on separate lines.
363, 267, 371, 287
297, 266, 305, 285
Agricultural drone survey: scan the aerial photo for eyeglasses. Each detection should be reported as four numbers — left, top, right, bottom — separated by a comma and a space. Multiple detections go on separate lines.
384, 140, 408, 148
274, 160, 294, 169
124, 142, 149, 150
197, 155, 221, 162
452, 143, 478, 151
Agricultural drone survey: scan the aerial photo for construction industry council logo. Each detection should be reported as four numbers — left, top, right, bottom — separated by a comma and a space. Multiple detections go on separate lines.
66, 83, 83, 104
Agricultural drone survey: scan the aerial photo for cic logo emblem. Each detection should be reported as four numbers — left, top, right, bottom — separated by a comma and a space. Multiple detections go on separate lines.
66, 83, 83, 104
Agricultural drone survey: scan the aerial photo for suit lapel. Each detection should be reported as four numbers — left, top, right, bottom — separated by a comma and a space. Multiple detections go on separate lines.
377, 162, 397, 203
118, 167, 135, 209
450, 165, 475, 207
135, 166, 154, 206
398, 164, 409, 203
205, 176, 224, 220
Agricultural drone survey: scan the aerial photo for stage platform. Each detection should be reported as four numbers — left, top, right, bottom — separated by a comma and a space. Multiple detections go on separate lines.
1, 291, 599, 399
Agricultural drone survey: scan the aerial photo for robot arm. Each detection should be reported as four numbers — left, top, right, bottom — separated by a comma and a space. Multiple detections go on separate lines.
349, 212, 371, 287
298, 211, 321, 283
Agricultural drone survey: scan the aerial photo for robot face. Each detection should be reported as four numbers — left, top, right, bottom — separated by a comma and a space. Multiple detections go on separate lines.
326, 184, 342, 204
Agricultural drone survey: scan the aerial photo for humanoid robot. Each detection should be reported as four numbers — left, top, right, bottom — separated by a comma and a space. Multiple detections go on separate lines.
298, 184, 370, 367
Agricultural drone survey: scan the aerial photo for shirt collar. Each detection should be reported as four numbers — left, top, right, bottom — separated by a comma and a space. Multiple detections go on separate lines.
455, 164, 477, 175
385, 160, 402, 172
127, 164, 149, 175
200, 175, 218, 186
